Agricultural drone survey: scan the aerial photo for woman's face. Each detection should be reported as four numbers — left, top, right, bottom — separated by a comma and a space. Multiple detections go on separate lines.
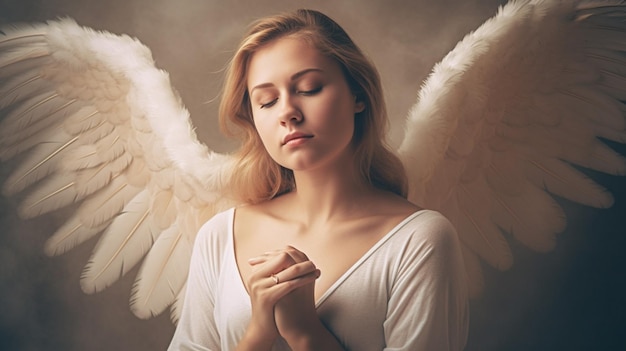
247, 36, 364, 173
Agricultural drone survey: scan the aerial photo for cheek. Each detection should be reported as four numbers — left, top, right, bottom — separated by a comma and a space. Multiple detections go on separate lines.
253, 118, 278, 154
323, 96, 356, 137
251, 114, 265, 139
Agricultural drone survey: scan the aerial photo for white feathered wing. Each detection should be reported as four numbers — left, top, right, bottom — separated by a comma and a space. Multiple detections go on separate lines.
399, 0, 626, 296
0, 19, 235, 322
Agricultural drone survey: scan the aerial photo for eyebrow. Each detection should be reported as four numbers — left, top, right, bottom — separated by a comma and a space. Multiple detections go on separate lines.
249, 68, 323, 96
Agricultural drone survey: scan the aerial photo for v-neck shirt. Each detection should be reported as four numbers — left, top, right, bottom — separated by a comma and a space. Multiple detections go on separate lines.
169, 208, 469, 351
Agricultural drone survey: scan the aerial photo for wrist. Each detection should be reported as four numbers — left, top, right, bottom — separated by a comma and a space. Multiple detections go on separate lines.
285, 334, 315, 351
236, 322, 277, 351
281, 320, 344, 351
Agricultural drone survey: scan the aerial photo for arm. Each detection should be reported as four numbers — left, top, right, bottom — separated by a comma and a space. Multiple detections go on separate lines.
168, 222, 222, 351
384, 213, 469, 351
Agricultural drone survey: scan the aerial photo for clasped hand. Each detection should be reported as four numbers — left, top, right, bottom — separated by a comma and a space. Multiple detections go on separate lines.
246, 245, 321, 344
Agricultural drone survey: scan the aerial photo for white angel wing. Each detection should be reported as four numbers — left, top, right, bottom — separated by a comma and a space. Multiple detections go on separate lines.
398, 0, 626, 296
0, 18, 235, 321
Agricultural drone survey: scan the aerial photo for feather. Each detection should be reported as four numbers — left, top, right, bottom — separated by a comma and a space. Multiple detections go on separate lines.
596, 125, 626, 144
576, 3, 626, 15
0, 105, 107, 163
526, 157, 614, 208
62, 105, 105, 134
599, 67, 626, 95
401, 0, 626, 290
152, 167, 174, 190
140, 133, 172, 171
580, 23, 626, 52
444, 184, 513, 271
173, 171, 197, 203
0, 69, 49, 108
150, 189, 177, 230
587, 141, 626, 176
17, 173, 78, 218
586, 49, 626, 77
491, 182, 566, 252
0, 42, 49, 68
0, 15, 246, 322
63, 134, 131, 176
91, 128, 128, 163
61, 145, 103, 171
0, 92, 70, 132
76, 176, 143, 228
123, 157, 150, 188
0, 56, 51, 80
170, 284, 187, 324
80, 190, 157, 294
0, 101, 81, 149
73, 152, 132, 198
539, 87, 625, 130
484, 149, 526, 197
130, 224, 192, 319
2, 131, 77, 195
0, 22, 47, 46
70, 117, 116, 145
44, 216, 110, 256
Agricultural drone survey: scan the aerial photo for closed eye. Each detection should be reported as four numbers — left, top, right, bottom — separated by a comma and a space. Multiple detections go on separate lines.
260, 98, 278, 109
297, 87, 322, 96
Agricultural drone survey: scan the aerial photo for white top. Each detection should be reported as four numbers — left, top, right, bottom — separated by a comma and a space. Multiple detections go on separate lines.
169, 208, 469, 351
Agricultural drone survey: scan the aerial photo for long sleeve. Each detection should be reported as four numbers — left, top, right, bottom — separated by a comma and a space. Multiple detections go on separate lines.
168, 217, 224, 351
383, 213, 469, 350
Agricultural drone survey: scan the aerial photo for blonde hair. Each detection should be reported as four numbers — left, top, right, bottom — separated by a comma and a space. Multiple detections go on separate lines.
219, 9, 408, 203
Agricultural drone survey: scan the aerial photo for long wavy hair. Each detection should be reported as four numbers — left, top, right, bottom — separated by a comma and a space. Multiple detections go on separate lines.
219, 9, 407, 203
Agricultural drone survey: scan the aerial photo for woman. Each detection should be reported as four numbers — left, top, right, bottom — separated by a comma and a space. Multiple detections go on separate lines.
169, 9, 468, 351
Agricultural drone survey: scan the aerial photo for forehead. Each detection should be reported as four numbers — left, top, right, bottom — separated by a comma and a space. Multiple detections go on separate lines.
246, 37, 340, 88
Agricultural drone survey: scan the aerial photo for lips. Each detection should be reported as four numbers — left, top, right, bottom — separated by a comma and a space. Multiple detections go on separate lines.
282, 132, 313, 145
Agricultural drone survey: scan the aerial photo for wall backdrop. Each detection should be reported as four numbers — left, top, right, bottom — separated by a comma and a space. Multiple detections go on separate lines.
0, 0, 624, 350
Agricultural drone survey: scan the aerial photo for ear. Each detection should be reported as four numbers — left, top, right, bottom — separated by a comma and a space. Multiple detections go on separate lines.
354, 99, 365, 113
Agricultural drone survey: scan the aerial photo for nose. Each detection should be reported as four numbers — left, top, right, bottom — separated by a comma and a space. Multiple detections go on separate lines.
278, 95, 302, 125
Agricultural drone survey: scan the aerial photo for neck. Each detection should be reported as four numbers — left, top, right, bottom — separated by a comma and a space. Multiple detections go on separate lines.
289, 158, 375, 226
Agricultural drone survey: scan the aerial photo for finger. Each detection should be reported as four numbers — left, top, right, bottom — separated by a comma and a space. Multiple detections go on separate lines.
248, 256, 269, 266
258, 245, 310, 264
250, 258, 319, 292
247, 268, 320, 305
250, 250, 302, 276
272, 260, 318, 284
268, 269, 321, 294
282, 245, 310, 263
248, 246, 298, 266
247, 251, 285, 268
248, 253, 297, 281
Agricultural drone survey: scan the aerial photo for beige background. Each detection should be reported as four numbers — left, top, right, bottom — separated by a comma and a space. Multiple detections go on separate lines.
0, 0, 624, 350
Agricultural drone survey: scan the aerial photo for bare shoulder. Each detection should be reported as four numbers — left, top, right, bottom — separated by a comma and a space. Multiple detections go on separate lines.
232, 195, 296, 243
234, 195, 288, 221
233, 200, 272, 234
346, 190, 450, 247
369, 189, 421, 218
